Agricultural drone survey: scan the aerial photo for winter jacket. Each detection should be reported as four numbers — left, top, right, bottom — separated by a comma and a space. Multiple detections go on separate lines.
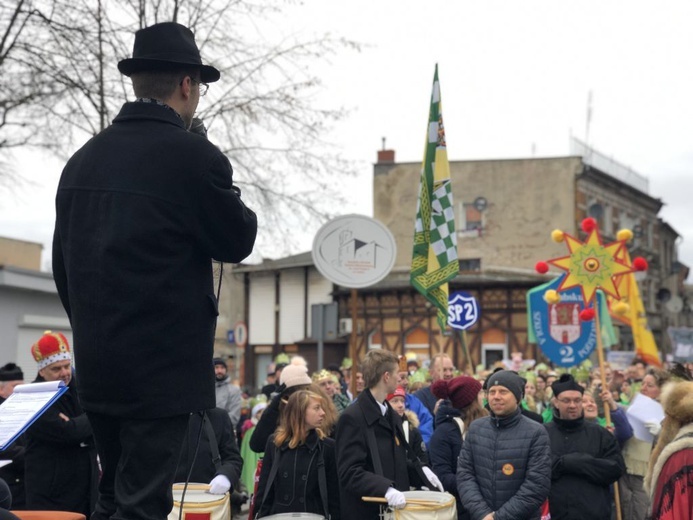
429, 405, 469, 520
0, 395, 25, 508
255, 431, 340, 520
250, 391, 283, 453
336, 389, 432, 520
215, 376, 242, 428
24, 374, 98, 517
414, 385, 438, 416
545, 414, 625, 520
405, 393, 434, 445
457, 407, 551, 520
402, 411, 428, 466
53, 100, 257, 419
174, 408, 242, 487
647, 423, 693, 520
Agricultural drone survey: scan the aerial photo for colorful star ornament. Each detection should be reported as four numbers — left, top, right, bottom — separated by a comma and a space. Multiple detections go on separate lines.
535, 218, 649, 321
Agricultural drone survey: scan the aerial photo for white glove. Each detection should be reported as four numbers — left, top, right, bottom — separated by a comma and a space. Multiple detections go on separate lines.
385, 487, 406, 508
422, 466, 444, 492
208, 474, 231, 494
644, 420, 662, 437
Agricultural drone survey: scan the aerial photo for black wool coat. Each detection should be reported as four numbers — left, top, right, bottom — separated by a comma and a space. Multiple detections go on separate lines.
255, 431, 340, 520
174, 407, 243, 487
24, 374, 98, 518
545, 414, 625, 520
52, 101, 257, 419
335, 389, 431, 520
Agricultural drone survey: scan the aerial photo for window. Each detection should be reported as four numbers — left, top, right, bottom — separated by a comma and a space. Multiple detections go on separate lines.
456, 202, 483, 234
459, 259, 481, 272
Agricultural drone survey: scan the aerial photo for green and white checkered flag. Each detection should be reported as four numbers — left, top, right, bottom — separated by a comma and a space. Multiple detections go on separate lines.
411, 65, 459, 330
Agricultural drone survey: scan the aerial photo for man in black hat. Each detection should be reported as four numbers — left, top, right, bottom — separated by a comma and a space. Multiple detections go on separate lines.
544, 374, 625, 520
52, 21, 257, 520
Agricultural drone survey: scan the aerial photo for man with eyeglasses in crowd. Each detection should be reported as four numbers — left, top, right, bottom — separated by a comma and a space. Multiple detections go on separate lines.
544, 374, 625, 520
52, 21, 257, 520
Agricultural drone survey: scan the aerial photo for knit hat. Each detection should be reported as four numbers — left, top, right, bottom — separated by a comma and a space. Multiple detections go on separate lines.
386, 386, 406, 402
431, 376, 482, 410
551, 374, 585, 397
251, 402, 267, 417
486, 370, 524, 403
31, 331, 71, 370
279, 356, 312, 388
0, 363, 23, 382
213, 357, 226, 367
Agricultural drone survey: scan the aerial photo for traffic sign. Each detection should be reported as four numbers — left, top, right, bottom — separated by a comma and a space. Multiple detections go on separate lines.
448, 291, 479, 330
234, 321, 248, 347
227, 330, 235, 343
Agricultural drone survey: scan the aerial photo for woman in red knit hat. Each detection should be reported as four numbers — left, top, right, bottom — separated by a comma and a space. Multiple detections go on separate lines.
428, 375, 487, 520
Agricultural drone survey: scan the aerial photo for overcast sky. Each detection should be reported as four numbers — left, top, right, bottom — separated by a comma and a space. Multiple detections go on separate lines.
2, 0, 692, 271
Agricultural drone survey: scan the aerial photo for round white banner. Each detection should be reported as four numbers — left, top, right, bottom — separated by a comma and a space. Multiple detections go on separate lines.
312, 214, 397, 288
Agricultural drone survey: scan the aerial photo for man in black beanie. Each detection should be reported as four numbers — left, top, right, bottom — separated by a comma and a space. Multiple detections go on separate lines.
544, 374, 625, 520
457, 370, 551, 520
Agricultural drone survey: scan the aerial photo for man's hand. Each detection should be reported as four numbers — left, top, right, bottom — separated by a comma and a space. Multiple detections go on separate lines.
385, 487, 406, 509
422, 466, 444, 492
208, 474, 231, 494
58, 412, 70, 422
481, 513, 495, 520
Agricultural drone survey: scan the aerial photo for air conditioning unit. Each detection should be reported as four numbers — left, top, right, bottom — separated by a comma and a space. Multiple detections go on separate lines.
339, 318, 352, 336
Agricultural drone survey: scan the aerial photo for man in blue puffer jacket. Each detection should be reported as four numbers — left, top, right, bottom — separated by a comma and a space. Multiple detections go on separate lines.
457, 370, 551, 520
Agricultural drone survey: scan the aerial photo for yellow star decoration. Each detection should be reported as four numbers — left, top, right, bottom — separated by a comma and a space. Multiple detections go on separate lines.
548, 229, 634, 304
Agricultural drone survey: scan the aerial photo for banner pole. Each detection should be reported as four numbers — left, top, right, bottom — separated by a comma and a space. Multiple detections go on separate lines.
349, 288, 358, 397
594, 301, 622, 520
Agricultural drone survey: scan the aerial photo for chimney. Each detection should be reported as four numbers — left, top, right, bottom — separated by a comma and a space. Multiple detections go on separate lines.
377, 137, 395, 164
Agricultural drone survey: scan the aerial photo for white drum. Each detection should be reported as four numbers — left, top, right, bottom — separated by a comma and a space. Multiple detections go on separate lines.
382, 491, 457, 520
168, 483, 230, 520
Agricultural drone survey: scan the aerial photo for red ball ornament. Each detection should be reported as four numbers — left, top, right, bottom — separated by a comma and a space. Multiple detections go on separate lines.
535, 261, 549, 274
633, 257, 648, 271
579, 308, 595, 321
581, 218, 597, 233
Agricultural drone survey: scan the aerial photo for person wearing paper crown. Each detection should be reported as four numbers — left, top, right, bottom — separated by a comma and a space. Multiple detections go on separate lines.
23, 331, 98, 518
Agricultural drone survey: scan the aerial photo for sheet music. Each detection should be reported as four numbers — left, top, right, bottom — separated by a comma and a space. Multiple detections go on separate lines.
0, 380, 65, 449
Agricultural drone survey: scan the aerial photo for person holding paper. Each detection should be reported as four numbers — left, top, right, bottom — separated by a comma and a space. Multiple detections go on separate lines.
0, 363, 26, 509
620, 368, 671, 520
23, 332, 97, 518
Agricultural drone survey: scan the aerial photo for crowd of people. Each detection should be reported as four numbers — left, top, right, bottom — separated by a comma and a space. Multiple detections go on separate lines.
3, 337, 693, 520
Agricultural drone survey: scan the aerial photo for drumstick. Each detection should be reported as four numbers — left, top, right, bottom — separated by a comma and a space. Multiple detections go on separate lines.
361, 497, 441, 506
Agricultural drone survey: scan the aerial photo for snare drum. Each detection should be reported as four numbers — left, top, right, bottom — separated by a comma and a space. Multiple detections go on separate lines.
168, 483, 230, 520
381, 491, 456, 520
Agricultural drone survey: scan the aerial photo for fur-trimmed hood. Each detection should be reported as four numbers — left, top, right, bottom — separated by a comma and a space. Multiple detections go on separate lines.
644, 380, 693, 496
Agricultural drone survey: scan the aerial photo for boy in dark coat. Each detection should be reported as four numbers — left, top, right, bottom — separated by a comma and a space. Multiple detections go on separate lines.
336, 350, 443, 520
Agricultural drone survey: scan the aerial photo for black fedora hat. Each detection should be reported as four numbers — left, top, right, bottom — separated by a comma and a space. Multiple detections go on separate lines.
118, 22, 220, 83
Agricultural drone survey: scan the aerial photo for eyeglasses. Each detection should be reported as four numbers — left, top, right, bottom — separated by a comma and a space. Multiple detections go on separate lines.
180, 77, 209, 97
557, 398, 583, 405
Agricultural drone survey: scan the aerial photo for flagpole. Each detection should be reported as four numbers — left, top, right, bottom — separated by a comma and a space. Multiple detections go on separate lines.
349, 288, 358, 397
457, 330, 471, 373
594, 301, 622, 520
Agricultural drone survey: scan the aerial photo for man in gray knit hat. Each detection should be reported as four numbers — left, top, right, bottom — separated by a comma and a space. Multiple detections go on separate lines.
457, 370, 551, 520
